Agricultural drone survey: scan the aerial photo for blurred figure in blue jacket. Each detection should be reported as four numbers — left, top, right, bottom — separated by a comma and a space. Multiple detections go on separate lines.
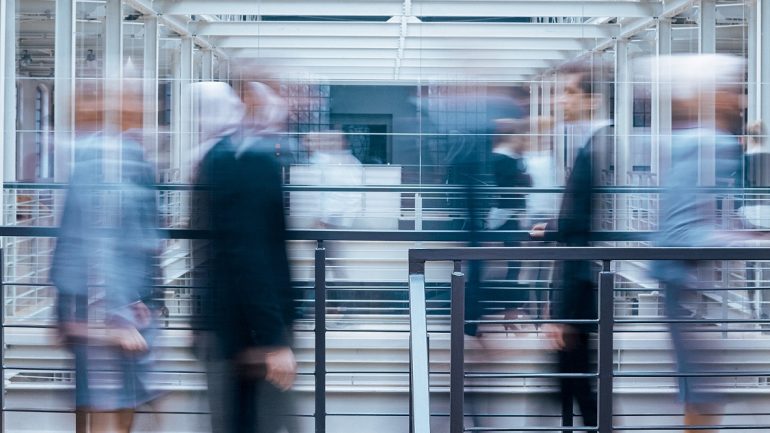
51, 74, 162, 433
646, 54, 748, 433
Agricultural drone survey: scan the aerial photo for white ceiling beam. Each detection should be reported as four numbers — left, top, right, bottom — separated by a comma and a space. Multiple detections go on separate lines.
223, 57, 553, 69
214, 36, 593, 50
269, 65, 544, 75
412, 1, 661, 18
162, 0, 404, 17
193, 22, 401, 37
305, 74, 537, 82
227, 47, 574, 60
214, 36, 400, 49
123, 0, 228, 59
162, 0, 661, 18
589, 0, 698, 53
193, 21, 617, 39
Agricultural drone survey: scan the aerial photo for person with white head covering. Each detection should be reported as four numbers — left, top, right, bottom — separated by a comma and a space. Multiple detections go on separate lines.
643, 54, 756, 433
190, 81, 246, 171
192, 81, 298, 433
239, 80, 298, 166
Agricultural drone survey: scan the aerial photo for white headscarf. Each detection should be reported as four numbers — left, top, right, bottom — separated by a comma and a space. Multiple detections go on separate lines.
192, 81, 245, 156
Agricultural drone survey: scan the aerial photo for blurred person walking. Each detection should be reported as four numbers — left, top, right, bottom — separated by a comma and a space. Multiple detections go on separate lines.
51, 73, 163, 433
530, 60, 615, 431
646, 54, 748, 433
192, 81, 298, 433
486, 118, 532, 328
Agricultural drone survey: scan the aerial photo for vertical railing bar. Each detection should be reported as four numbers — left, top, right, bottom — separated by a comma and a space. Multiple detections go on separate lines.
598, 260, 615, 433
409, 272, 431, 433
314, 241, 327, 433
450, 271, 466, 433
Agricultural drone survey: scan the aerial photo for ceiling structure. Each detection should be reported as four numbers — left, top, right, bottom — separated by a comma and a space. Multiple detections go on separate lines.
15, 0, 752, 82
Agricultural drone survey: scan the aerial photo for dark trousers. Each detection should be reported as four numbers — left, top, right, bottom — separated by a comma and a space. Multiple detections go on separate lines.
499, 218, 522, 282
557, 329, 597, 432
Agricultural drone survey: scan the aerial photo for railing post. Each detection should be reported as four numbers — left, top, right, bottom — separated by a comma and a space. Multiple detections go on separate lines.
450, 271, 465, 433
415, 193, 423, 231
598, 260, 615, 433
409, 273, 431, 433
315, 241, 326, 433
0, 247, 4, 433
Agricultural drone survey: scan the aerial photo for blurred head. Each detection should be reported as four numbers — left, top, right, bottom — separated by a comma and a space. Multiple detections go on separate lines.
638, 54, 745, 132
495, 118, 530, 154
75, 80, 104, 132
74, 60, 144, 133
242, 81, 289, 133
558, 60, 613, 122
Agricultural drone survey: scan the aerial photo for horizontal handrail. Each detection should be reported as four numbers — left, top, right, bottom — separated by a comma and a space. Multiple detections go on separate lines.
408, 246, 770, 273
6, 181, 770, 194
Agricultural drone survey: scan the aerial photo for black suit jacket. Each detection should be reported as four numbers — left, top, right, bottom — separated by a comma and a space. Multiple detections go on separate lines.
547, 125, 614, 326
195, 136, 297, 358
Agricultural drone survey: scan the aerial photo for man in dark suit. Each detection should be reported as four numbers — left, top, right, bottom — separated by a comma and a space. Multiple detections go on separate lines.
530, 60, 614, 431
192, 81, 297, 433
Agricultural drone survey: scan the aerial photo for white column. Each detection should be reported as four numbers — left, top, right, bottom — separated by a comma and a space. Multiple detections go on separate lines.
54, 0, 76, 182
699, 0, 716, 186
104, 0, 123, 139
652, 18, 673, 183
178, 37, 193, 181
2, 0, 16, 184
699, 0, 717, 55
615, 40, 633, 231
144, 17, 159, 160
760, 0, 770, 132
529, 81, 539, 151
218, 57, 229, 82
201, 49, 213, 81
553, 72, 565, 171
614, 41, 632, 184
748, 0, 760, 124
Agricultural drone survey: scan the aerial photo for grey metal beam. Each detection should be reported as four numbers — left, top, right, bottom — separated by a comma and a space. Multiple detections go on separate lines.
163, 0, 661, 18
54, 0, 75, 182
193, 21, 618, 39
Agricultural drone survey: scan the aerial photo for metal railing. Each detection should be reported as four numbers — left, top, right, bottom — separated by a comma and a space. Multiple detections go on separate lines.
407, 246, 770, 433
